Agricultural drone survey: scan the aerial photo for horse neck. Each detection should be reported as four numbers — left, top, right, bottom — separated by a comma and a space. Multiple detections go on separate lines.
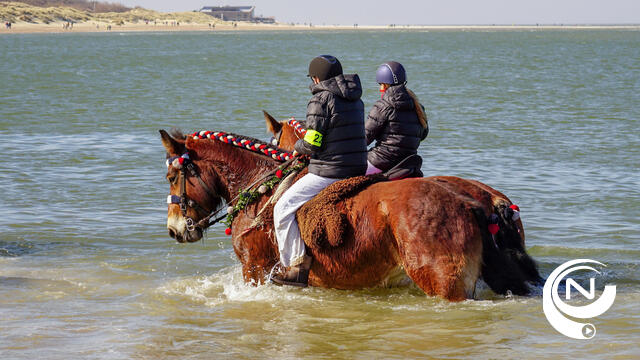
199, 140, 280, 201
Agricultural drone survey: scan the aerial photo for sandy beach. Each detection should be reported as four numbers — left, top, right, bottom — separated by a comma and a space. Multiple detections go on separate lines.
1, 1, 638, 34
2, 21, 639, 34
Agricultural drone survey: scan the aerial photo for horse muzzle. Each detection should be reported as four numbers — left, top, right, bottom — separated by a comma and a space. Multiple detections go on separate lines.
167, 215, 203, 243
168, 225, 203, 243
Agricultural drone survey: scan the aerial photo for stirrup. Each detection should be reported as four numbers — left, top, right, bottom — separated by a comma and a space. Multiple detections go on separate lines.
270, 266, 309, 287
269, 256, 312, 287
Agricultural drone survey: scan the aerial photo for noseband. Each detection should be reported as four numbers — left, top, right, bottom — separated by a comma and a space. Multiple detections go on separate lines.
166, 153, 227, 232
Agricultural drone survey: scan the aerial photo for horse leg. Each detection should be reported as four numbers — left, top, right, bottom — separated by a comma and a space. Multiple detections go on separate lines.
231, 214, 279, 285
379, 179, 483, 301
393, 215, 483, 301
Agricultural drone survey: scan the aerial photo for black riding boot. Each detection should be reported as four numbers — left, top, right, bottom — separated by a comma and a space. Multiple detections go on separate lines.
271, 255, 312, 287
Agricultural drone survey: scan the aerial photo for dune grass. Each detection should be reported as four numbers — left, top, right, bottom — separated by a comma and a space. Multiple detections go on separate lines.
0, 1, 222, 24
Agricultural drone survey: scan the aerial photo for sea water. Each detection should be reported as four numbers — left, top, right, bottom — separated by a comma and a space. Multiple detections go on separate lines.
0, 30, 638, 359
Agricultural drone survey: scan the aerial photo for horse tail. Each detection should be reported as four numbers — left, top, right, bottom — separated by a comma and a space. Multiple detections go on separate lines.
495, 204, 545, 286
472, 208, 534, 296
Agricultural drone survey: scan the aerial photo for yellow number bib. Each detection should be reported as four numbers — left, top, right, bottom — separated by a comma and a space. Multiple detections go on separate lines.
303, 129, 323, 147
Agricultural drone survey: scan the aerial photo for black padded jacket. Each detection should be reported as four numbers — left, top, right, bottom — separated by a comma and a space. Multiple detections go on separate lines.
365, 84, 428, 172
294, 74, 368, 178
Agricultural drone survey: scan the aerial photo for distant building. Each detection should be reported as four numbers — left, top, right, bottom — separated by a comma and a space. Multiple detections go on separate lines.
199, 6, 255, 22
253, 16, 275, 24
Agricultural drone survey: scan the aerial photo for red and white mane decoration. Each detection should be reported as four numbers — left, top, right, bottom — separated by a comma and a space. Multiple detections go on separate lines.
189, 130, 294, 162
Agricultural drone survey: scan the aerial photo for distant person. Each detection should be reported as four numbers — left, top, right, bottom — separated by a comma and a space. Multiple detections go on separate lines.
365, 61, 428, 175
270, 55, 367, 287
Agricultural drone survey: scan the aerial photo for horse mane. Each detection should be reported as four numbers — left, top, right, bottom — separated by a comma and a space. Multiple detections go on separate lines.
179, 129, 297, 204
186, 130, 294, 162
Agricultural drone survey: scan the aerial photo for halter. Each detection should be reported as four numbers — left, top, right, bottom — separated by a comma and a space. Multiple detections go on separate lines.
166, 153, 225, 232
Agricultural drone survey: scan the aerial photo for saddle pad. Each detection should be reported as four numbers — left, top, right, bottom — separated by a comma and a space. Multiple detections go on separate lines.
297, 174, 386, 249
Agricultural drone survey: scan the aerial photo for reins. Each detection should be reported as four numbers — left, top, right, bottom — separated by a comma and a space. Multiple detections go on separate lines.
196, 157, 299, 230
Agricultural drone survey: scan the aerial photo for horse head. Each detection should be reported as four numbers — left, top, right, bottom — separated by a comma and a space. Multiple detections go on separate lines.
263, 110, 303, 150
160, 127, 291, 244
160, 129, 225, 243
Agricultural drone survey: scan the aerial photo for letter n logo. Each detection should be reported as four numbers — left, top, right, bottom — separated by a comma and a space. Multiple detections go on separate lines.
566, 278, 595, 300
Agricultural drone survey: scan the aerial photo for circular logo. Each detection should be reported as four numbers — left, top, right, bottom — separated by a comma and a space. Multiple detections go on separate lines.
543, 259, 616, 339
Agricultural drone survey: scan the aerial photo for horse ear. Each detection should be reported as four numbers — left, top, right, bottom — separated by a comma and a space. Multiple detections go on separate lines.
160, 129, 184, 155
263, 110, 282, 135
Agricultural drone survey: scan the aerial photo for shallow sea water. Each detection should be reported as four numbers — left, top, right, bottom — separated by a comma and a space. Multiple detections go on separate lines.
0, 30, 638, 359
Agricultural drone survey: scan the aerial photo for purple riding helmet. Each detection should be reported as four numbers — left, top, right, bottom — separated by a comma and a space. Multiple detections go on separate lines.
375, 61, 407, 85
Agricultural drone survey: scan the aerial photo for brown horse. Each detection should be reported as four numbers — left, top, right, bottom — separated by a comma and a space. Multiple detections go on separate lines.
161, 128, 541, 301
263, 111, 543, 290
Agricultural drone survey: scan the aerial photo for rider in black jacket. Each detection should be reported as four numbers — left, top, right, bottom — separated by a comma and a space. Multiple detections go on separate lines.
272, 55, 367, 287
365, 61, 428, 174
294, 71, 368, 178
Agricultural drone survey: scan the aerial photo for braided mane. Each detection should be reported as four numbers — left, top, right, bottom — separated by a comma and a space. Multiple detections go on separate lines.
187, 130, 294, 162
287, 118, 307, 136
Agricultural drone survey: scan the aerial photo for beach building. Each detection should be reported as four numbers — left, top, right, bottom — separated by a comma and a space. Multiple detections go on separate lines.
199, 6, 275, 23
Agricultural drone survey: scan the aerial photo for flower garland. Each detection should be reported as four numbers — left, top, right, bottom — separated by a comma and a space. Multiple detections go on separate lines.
186, 129, 307, 236
221, 160, 308, 236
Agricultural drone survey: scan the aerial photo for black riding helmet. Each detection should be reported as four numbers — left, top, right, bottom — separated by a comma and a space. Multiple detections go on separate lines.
308, 55, 343, 81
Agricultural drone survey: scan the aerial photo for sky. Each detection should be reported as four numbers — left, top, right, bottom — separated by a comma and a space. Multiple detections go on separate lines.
115, 0, 640, 25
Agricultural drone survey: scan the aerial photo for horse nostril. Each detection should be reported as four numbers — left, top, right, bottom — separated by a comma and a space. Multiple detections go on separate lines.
168, 227, 185, 242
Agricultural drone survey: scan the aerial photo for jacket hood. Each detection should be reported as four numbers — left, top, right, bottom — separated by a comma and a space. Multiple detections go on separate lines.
382, 84, 414, 110
310, 74, 363, 101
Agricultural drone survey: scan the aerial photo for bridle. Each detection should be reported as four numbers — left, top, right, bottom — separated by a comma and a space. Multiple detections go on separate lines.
166, 150, 298, 234
166, 153, 227, 232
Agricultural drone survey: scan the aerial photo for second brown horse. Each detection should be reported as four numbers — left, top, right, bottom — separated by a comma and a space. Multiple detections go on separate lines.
263, 112, 543, 292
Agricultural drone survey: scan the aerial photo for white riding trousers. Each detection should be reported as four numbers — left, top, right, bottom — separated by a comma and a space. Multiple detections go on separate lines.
273, 173, 340, 267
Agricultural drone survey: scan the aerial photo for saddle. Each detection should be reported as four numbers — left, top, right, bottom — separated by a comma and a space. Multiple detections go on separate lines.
382, 154, 423, 181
